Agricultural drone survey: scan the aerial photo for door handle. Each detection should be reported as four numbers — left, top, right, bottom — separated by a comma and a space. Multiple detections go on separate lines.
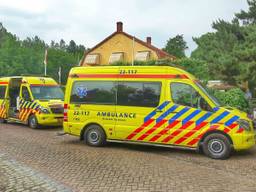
155, 110, 177, 113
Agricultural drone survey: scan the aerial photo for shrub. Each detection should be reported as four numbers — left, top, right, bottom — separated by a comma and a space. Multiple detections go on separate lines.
212, 88, 249, 112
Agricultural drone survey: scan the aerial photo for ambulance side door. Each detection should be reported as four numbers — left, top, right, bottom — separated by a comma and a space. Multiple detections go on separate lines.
115, 80, 167, 142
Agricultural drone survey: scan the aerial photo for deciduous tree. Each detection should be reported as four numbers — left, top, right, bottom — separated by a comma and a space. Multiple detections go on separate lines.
163, 35, 188, 58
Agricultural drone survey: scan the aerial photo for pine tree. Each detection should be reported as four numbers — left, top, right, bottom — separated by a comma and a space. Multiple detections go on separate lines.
236, 0, 256, 25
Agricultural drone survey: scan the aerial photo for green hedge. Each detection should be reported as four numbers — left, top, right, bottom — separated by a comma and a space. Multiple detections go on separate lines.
212, 88, 249, 112
110, 58, 210, 80
110, 59, 174, 66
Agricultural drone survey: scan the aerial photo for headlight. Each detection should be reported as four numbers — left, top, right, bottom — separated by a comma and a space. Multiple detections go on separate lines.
39, 107, 50, 114
237, 119, 251, 132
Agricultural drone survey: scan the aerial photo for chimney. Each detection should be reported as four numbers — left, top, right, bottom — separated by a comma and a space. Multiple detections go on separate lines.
116, 22, 123, 32
146, 37, 151, 45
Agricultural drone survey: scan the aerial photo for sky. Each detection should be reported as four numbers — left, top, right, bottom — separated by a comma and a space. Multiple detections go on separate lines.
0, 0, 249, 55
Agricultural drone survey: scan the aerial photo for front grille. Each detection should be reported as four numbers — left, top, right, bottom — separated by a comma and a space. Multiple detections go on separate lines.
50, 107, 64, 114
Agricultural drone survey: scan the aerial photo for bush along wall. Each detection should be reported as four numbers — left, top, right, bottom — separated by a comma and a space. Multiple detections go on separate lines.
213, 88, 249, 113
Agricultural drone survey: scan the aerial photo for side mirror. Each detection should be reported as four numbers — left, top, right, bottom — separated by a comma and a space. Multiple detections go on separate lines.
198, 97, 212, 112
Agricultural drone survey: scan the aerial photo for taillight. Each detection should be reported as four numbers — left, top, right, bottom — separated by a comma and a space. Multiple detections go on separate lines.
64, 103, 68, 122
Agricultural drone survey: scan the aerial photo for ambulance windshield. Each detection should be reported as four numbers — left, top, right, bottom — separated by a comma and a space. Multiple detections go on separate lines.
196, 81, 222, 107
30, 85, 64, 100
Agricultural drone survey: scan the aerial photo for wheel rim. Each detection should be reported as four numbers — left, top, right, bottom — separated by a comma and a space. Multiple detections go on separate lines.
30, 117, 36, 128
208, 139, 225, 154
88, 131, 99, 143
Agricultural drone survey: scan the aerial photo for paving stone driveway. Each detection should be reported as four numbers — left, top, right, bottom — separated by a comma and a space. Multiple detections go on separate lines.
0, 123, 256, 192
0, 153, 71, 192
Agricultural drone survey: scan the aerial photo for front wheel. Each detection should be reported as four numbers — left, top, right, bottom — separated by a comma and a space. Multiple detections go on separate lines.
202, 133, 231, 160
28, 115, 39, 129
84, 125, 106, 147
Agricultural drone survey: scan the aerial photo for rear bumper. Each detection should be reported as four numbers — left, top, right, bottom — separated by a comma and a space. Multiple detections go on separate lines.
232, 132, 256, 151
37, 114, 63, 126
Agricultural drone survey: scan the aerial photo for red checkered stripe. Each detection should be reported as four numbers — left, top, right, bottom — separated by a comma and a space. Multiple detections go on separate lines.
126, 102, 241, 147
18, 99, 41, 122
0, 101, 7, 119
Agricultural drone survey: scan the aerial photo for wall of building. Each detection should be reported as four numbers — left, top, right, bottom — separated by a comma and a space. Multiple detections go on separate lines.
82, 33, 159, 66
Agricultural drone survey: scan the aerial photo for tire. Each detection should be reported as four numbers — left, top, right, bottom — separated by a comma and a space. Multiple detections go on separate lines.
202, 133, 231, 160
0, 118, 7, 123
28, 115, 39, 129
84, 125, 106, 147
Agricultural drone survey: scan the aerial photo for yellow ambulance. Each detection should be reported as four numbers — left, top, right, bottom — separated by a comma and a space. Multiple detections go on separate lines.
0, 76, 64, 128
63, 66, 255, 159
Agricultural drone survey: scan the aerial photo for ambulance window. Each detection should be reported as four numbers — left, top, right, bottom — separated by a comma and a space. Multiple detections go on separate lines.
171, 83, 198, 108
117, 82, 160, 107
143, 83, 161, 107
70, 81, 116, 104
0, 86, 6, 99
22, 87, 31, 101
170, 82, 211, 111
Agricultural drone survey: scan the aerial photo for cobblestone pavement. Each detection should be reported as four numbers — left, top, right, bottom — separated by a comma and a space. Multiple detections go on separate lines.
0, 153, 71, 192
0, 123, 256, 192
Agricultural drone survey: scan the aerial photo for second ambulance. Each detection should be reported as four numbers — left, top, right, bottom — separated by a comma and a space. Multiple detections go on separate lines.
0, 76, 64, 128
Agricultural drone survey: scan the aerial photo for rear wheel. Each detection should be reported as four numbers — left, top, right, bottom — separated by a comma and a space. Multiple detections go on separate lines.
84, 125, 106, 147
28, 115, 39, 129
202, 133, 231, 160
0, 118, 7, 123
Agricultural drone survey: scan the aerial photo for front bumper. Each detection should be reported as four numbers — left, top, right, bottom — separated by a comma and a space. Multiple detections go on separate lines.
36, 114, 63, 126
232, 131, 256, 151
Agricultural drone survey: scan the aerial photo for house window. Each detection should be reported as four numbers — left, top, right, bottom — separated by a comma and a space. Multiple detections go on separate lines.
109, 52, 124, 64
84, 54, 100, 65
135, 51, 150, 61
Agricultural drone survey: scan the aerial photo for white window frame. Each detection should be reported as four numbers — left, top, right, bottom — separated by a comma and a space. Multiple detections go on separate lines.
84, 54, 100, 65
109, 52, 124, 64
135, 51, 150, 61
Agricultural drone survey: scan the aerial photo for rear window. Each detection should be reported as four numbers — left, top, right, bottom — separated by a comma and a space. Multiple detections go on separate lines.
0, 86, 6, 99
70, 81, 161, 107
70, 81, 116, 104
117, 82, 161, 107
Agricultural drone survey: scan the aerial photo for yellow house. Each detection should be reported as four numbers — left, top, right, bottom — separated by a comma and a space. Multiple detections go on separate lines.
81, 22, 175, 66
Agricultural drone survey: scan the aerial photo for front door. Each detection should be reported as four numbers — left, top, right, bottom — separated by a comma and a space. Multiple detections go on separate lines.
160, 81, 213, 147
18, 85, 33, 122
115, 81, 167, 142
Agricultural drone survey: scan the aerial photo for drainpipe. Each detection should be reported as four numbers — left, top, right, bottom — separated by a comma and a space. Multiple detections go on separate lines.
132, 36, 135, 66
